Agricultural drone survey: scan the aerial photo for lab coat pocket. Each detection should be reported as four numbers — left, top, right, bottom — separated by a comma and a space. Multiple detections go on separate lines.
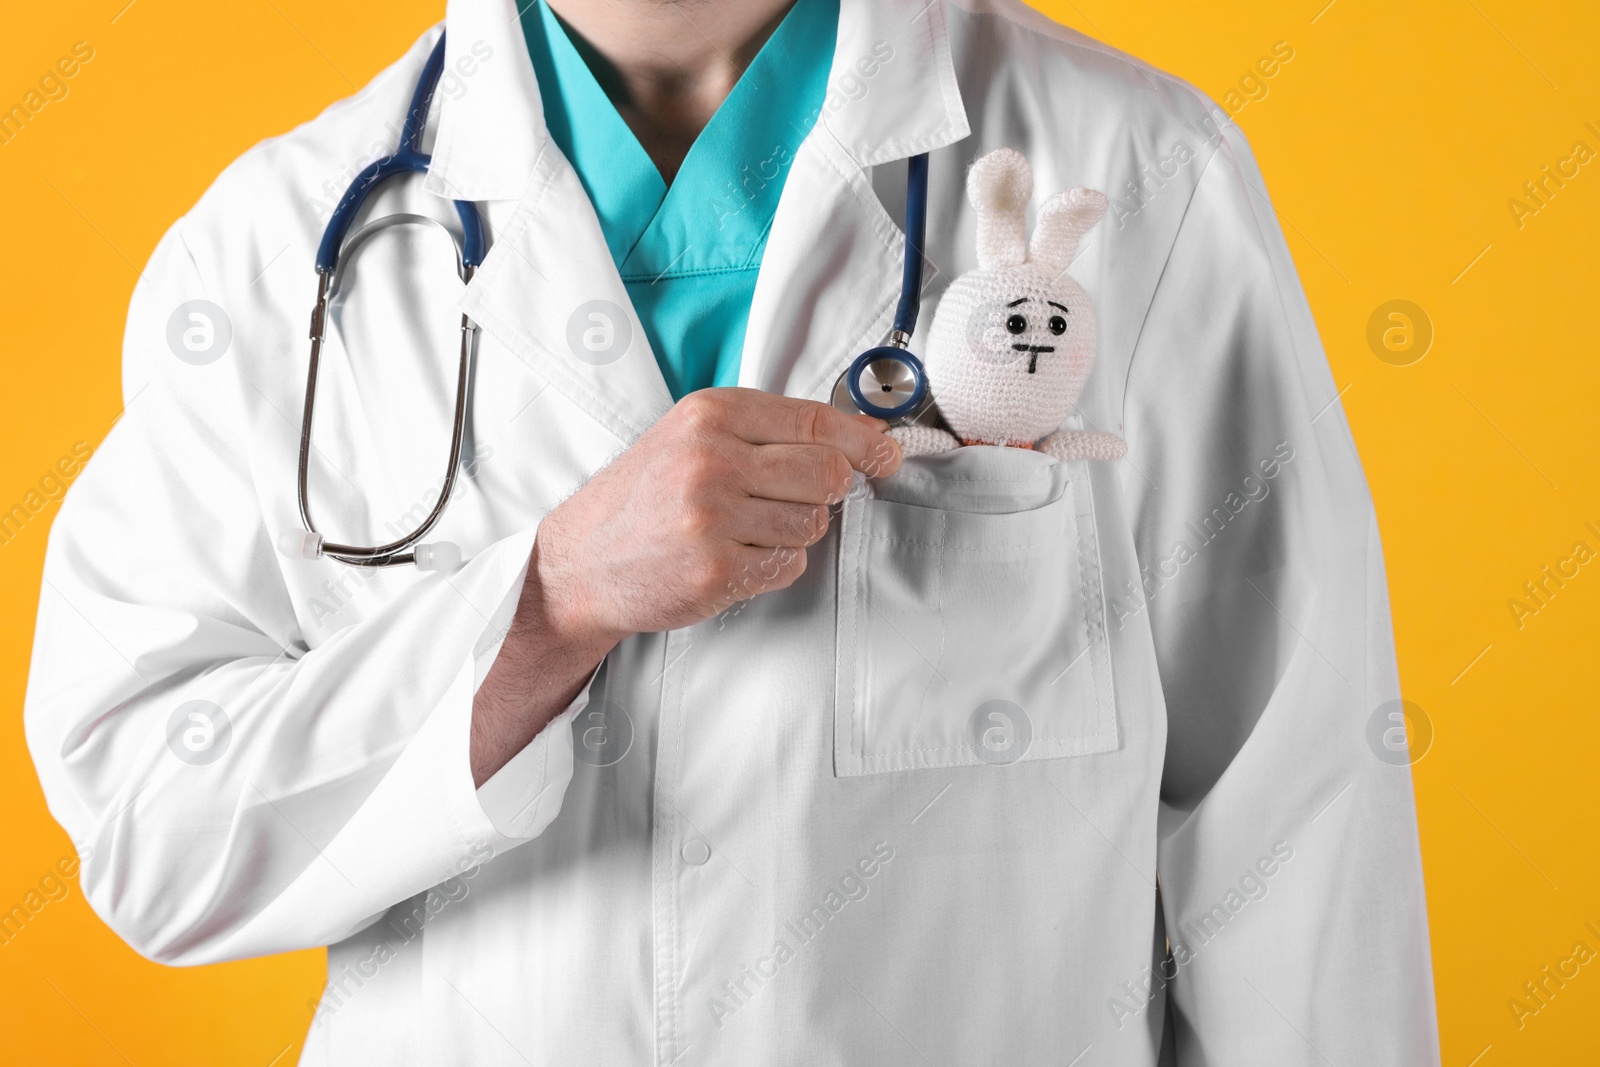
833, 447, 1118, 776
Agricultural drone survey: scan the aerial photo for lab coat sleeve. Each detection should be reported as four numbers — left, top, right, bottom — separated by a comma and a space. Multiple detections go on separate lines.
1122, 122, 1439, 1064
24, 221, 589, 966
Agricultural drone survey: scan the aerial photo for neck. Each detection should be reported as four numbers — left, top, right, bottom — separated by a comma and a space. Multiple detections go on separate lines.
544, 0, 797, 183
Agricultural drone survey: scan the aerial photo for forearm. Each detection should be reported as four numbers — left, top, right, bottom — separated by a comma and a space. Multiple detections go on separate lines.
27, 404, 565, 962
470, 539, 617, 786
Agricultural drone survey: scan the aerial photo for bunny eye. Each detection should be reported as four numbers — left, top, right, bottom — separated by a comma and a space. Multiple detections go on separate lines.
1048, 315, 1068, 335
1005, 314, 1028, 335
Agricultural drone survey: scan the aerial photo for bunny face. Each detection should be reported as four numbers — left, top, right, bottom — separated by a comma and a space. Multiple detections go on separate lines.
922, 148, 1107, 448
928, 264, 1098, 446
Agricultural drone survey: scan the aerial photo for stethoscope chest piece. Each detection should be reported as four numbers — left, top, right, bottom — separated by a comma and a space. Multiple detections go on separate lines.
831, 345, 932, 424
830, 152, 939, 429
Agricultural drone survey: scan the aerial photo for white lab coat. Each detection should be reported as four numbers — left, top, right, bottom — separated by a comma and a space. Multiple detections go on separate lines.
24, 0, 1440, 1063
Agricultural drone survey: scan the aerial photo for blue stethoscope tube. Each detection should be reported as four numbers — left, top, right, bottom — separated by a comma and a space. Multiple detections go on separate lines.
315, 34, 485, 274
290, 33, 480, 570
838, 153, 933, 423
893, 152, 929, 340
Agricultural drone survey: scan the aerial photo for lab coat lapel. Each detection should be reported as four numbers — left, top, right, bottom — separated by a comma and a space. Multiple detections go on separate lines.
740, 0, 970, 401
429, 0, 675, 445
739, 134, 906, 401
460, 152, 676, 446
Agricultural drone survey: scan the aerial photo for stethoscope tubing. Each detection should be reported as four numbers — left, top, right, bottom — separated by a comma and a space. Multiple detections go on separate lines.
837, 152, 933, 423
316, 34, 485, 274
295, 32, 482, 567
893, 152, 929, 339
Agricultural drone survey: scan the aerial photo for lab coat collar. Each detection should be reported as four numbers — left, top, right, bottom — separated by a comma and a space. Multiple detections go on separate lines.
423, 0, 548, 203
424, 0, 970, 201
820, 0, 970, 166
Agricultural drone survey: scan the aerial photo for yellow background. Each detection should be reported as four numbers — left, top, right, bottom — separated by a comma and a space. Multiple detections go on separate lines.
1, 0, 1595, 1063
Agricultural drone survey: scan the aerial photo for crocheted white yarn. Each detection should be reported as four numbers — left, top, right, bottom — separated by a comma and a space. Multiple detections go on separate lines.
892, 148, 1126, 462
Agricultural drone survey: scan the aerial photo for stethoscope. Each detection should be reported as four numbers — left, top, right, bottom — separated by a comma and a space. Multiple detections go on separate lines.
282, 32, 936, 571
282, 33, 481, 570
826, 153, 939, 428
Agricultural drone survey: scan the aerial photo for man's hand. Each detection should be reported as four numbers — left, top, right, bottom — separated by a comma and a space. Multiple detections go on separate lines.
537, 388, 902, 644
470, 388, 902, 785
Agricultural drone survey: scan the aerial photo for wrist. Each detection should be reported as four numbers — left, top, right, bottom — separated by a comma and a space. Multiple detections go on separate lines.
519, 525, 623, 656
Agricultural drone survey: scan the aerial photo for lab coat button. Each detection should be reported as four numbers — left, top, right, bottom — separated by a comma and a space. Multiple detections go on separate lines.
681, 839, 711, 865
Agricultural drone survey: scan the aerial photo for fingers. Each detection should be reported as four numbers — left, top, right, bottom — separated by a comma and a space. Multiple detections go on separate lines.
733, 443, 854, 505
676, 389, 903, 479
714, 543, 810, 610
721, 498, 833, 549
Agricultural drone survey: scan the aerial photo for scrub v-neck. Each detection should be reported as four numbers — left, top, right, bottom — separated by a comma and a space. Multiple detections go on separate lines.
520, 0, 839, 399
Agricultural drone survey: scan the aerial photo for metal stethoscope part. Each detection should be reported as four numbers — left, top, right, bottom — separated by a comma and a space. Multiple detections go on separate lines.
829, 153, 939, 428
281, 33, 483, 570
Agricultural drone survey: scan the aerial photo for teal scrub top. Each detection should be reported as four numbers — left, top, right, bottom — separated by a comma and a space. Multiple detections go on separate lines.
520, 0, 839, 399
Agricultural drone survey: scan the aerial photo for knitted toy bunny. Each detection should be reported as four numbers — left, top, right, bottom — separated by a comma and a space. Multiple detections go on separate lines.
890, 147, 1126, 462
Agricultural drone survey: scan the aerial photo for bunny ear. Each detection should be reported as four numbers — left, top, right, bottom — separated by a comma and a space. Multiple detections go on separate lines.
1029, 186, 1107, 272
966, 148, 1032, 270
